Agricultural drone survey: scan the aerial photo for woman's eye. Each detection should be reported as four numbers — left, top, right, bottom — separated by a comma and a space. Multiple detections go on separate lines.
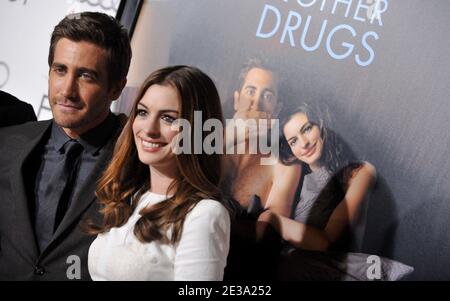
304, 124, 313, 132
161, 115, 176, 123
136, 109, 147, 117
289, 138, 297, 147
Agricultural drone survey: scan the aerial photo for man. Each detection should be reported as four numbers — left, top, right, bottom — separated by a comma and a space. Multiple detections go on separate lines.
223, 58, 301, 280
0, 90, 37, 127
224, 58, 301, 217
0, 12, 131, 280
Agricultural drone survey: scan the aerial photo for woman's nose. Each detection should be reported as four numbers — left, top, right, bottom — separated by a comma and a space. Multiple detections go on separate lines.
298, 134, 310, 148
143, 117, 160, 138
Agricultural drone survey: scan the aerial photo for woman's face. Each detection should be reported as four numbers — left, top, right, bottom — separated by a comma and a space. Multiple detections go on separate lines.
283, 112, 323, 170
133, 84, 180, 173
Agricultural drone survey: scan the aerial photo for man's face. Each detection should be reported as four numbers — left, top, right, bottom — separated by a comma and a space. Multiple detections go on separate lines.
234, 67, 278, 117
48, 38, 123, 137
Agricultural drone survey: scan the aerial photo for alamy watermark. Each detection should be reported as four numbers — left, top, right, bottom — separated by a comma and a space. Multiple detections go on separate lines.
366, 255, 382, 280
168, 111, 280, 165
66, 255, 81, 280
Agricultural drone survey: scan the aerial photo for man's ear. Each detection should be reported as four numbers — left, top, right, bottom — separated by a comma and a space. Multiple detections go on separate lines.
233, 90, 240, 111
109, 78, 127, 101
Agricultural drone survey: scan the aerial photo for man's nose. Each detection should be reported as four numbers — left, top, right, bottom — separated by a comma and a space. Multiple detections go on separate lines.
250, 93, 263, 111
61, 74, 78, 99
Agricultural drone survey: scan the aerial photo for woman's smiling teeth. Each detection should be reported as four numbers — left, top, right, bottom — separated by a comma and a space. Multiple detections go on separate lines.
141, 139, 166, 148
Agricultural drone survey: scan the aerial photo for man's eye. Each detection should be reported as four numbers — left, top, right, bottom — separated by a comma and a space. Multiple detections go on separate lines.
263, 92, 275, 102
81, 73, 95, 81
246, 89, 255, 96
54, 67, 65, 75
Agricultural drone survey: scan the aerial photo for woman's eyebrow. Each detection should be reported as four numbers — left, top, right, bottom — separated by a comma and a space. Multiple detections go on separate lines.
159, 109, 179, 114
137, 103, 179, 114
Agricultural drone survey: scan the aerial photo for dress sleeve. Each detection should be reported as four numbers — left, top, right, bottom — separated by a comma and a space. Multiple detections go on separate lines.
174, 200, 231, 281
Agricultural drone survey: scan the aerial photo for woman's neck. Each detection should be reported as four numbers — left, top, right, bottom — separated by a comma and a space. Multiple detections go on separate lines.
308, 162, 322, 173
149, 166, 177, 195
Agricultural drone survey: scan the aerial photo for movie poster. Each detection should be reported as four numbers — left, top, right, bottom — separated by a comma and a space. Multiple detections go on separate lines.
121, 0, 450, 280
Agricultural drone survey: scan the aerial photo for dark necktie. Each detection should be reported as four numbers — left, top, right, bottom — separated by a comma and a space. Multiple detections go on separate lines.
35, 139, 83, 252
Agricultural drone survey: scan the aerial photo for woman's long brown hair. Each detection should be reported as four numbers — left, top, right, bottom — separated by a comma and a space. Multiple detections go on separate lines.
88, 65, 225, 244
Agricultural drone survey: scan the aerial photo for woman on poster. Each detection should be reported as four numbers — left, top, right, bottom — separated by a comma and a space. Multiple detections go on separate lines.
258, 102, 376, 252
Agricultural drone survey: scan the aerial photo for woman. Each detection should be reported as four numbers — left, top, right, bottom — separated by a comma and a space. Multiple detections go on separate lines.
258, 103, 376, 252
87, 66, 231, 280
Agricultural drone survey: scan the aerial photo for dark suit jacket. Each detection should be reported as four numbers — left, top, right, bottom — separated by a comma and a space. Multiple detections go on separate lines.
0, 91, 37, 127
0, 114, 126, 280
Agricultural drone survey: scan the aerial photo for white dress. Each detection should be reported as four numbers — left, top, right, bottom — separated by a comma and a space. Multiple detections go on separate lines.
88, 191, 231, 281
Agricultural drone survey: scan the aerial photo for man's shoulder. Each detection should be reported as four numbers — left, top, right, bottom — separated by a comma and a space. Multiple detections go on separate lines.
0, 119, 52, 137
0, 119, 51, 137
0, 121, 51, 170
114, 113, 128, 129
108, 112, 128, 141
0, 90, 22, 106
0, 120, 52, 153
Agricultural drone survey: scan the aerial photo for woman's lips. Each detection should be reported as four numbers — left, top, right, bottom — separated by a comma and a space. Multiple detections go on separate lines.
140, 138, 167, 153
302, 142, 316, 157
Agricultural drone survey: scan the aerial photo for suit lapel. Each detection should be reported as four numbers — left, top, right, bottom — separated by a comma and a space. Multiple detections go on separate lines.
10, 120, 53, 259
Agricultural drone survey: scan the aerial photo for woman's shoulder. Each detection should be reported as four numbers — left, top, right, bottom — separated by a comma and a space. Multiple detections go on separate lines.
191, 199, 229, 216
356, 161, 376, 178
184, 199, 231, 229
346, 161, 377, 185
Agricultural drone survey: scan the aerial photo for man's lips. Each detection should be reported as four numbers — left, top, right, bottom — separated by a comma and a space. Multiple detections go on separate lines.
57, 102, 82, 110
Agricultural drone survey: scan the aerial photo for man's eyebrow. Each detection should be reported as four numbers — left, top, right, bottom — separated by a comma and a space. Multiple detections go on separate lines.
263, 88, 276, 95
51, 62, 66, 69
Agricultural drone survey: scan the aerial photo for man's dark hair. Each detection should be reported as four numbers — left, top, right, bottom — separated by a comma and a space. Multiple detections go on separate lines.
236, 57, 278, 92
48, 12, 132, 87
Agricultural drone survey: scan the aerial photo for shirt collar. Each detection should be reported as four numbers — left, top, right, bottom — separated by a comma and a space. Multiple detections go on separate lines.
50, 112, 116, 156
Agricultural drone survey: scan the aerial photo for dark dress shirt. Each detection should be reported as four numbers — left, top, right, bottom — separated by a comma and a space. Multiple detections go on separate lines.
34, 113, 116, 250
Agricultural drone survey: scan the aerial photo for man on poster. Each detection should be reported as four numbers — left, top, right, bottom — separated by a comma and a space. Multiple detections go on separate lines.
223, 58, 301, 279
223, 58, 300, 218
